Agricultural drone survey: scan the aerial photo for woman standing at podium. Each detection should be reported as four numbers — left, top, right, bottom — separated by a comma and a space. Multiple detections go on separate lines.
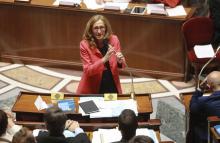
76, 15, 126, 94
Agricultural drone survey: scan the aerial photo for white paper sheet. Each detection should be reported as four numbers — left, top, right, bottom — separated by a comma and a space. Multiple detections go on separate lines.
53, 0, 81, 6
194, 44, 215, 58
104, 2, 128, 10
83, 0, 105, 9
147, 3, 166, 15
34, 96, 48, 110
166, 5, 186, 16
92, 128, 159, 143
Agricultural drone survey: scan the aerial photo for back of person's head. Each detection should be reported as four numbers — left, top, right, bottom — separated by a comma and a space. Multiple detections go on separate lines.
118, 109, 138, 141
44, 106, 67, 136
12, 127, 36, 143
207, 71, 220, 91
0, 110, 8, 136
129, 135, 154, 143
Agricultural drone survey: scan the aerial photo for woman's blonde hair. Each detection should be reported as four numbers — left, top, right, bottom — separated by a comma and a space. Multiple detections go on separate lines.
83, 15, 113, 47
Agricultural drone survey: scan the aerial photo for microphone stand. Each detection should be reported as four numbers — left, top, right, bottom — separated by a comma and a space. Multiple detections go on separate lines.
124, 63, 135, 100
197, 45, 220, 88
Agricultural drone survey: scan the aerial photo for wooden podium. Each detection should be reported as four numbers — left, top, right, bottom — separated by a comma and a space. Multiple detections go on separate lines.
11, 91, 176, 143
12, 91, 153, 129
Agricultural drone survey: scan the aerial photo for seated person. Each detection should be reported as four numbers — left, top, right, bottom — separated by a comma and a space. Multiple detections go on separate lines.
113, 109, 138, 143
12, 127, 36, 143
0, 110, 21, 143
129, 135, 154, 143
36, 106, 90, 143
189, 71, 220, 143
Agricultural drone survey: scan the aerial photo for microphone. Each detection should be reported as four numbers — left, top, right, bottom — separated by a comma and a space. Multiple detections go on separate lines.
198, 45, 220, 88
124, 62, 135, 100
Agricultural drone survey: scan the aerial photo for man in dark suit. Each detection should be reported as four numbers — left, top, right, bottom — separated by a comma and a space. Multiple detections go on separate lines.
189, 71, 220, 143
36, 106, 90, 143
209, 0, 220, 48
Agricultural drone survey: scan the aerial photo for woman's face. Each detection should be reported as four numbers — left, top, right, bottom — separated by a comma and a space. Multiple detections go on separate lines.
92, 19, 106, 41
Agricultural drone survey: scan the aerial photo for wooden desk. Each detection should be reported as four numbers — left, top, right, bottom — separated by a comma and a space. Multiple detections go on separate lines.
180, 92, 193, 143
0, 0, 195, 80
180, 92, 193, 113
12, 91, 153, 126
208, 116, 220, 143
11, 91, 174, 143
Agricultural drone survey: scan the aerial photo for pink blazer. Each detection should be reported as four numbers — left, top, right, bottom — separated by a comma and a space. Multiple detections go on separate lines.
76, 35, 125, 94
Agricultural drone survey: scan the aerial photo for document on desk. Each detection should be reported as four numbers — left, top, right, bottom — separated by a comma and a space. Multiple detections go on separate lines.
166, 5, 186, 16
83, 0, 128, 10
53, 0, 81, 6
147, 3, 167, 15
79, 98, 137, 118
104, 2, 129, 10
92, 128, 159, 143
83, 0, 104, 9
34, 96, 48, 111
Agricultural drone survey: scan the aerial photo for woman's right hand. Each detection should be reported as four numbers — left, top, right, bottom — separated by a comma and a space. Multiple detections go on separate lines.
102, 45, 115, 63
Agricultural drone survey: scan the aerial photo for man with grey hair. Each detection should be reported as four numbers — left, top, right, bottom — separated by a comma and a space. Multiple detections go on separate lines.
188, 71, 220, 143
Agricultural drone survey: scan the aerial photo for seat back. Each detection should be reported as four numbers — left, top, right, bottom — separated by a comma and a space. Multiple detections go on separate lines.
182, 17, 214, 52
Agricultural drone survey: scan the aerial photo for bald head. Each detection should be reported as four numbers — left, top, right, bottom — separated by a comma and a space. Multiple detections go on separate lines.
207, 71, 220, 90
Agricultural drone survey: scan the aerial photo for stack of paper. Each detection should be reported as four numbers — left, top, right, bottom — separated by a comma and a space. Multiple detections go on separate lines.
53, 0, 81, 6
147, 4, 167, 15
79, 97, 138, 118
166, 5, 186, 16
92, 128, 159, 143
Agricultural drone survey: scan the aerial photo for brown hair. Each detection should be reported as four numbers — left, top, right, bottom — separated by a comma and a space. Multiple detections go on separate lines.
129, 135, 154, 143
0, 110, 8, 136
12, 127, 36, 143
83, 15, 113, 47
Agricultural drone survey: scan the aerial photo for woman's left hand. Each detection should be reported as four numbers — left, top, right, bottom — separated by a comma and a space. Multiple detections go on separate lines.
116, 52, 125, 63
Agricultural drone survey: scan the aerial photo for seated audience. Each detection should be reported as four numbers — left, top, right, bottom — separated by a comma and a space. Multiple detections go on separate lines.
0, 110, 21, 143
12, 127, 36, 143
129, 135, 154, 143
113, 109, 138, 143
36, 106, 90, 143
189, 71, 220, 143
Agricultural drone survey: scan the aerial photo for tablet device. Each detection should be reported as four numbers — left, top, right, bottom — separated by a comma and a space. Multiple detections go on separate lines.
79, 100, 99, 114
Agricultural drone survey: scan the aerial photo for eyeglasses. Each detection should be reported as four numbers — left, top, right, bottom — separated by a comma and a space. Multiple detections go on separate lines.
93, 26, 106, 32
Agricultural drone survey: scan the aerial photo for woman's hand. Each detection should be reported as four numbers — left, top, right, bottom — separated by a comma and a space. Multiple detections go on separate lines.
102, 45, 116, 63
116, 52, 125, 64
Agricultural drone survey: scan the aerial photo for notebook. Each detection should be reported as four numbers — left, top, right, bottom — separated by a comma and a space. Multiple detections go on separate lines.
79, 100, 99, 114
